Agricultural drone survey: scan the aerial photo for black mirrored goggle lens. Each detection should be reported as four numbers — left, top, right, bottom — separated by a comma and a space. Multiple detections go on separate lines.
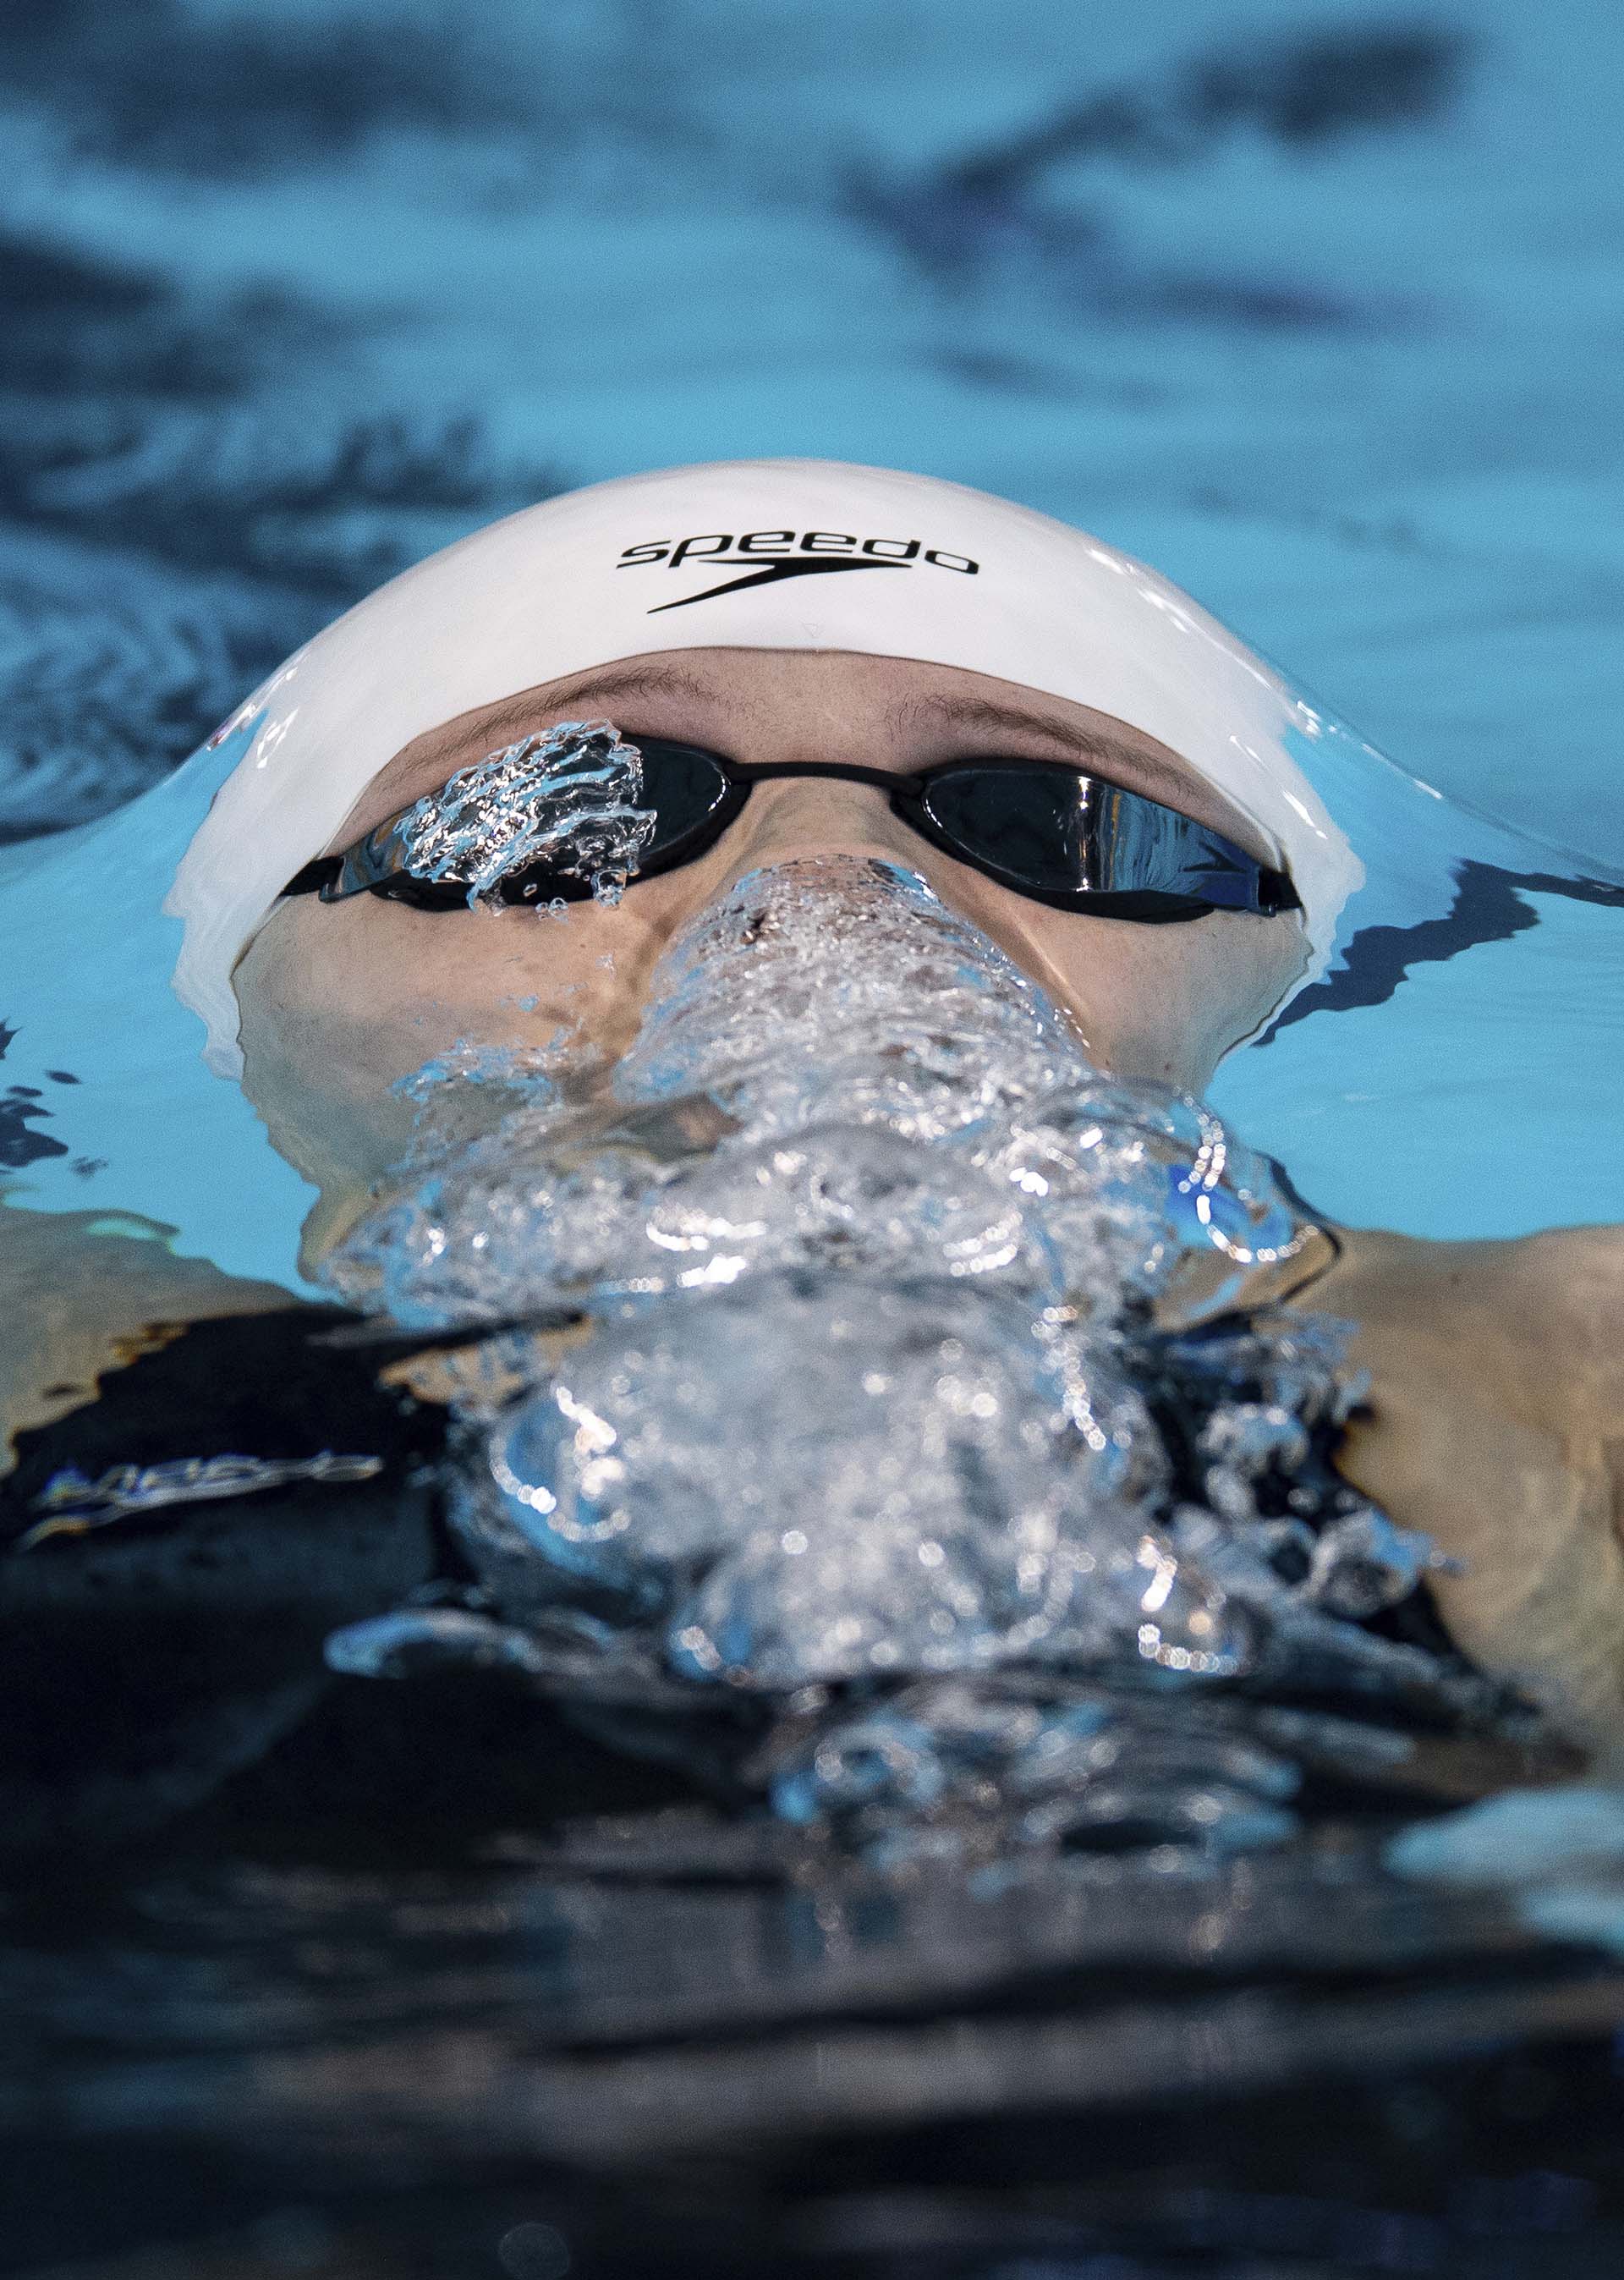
917, 765, 1286, 911
425, 738, 736, 906
918, 765, 1099, 895
623, 738, 738, 871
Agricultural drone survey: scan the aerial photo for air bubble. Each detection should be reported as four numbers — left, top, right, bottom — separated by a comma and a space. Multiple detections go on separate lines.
321, 855, 1495, 1865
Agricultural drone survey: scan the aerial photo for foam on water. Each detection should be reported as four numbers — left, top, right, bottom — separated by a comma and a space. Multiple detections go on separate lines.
323, 855, 1519, 1863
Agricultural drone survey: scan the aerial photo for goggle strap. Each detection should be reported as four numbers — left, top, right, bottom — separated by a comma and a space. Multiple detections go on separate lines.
284, 856, 342, 898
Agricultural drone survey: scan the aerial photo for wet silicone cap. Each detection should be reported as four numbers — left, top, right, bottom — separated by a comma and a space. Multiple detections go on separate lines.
166, 458, 1361, 1074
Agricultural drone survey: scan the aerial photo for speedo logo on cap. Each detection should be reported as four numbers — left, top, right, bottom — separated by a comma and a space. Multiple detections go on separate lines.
617, 530, 979, 613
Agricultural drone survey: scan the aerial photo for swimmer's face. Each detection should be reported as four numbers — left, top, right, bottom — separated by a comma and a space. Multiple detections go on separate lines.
235, 649, 1309, 1260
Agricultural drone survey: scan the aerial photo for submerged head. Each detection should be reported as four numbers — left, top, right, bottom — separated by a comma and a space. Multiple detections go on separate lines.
166, 459, 1358, 1255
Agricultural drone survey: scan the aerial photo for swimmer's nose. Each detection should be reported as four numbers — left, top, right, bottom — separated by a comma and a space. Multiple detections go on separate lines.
700, 777, 951, 904
656, 778, 1077, 1020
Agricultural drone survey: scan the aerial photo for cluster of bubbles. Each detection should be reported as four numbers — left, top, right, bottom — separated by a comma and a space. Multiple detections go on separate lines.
324, 854, 1484, 1865
360, 717, 655, 908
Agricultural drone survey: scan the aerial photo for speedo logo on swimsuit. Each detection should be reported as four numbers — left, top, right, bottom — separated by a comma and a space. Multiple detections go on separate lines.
617, 530, 980, 613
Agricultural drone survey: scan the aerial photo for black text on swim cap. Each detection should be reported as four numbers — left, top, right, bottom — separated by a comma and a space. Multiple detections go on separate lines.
617, 530, 979, 613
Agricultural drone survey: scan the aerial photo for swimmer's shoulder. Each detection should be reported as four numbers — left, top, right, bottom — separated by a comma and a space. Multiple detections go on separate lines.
0, 1204, 299, 1473
1290, 1219, 1624, 1737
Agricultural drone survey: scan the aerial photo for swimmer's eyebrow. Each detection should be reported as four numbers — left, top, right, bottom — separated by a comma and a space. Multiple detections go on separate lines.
398, 662, 1193, 800
531, 668, 1195, 797
347, 662, 721, 832
884, 689, 1202, 809
354, 659, 1244, 848
409, 662, 1197, 792
435, 662, 720, 772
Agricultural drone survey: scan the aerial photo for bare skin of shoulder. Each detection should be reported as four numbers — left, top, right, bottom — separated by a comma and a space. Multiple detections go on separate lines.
0, 1206, 298, 1449
4, 1206, 1620, 1739
1287, 1226, 1624, 1740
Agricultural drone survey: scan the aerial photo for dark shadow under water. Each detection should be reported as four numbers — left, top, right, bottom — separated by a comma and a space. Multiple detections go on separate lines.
3, 1617, 1622, 2279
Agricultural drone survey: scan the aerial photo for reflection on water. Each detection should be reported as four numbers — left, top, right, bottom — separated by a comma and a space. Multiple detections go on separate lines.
7, 1772, 1624, 2276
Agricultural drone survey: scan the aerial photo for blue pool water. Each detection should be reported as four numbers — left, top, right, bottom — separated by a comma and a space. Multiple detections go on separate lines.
2, 0, 1620, 849
3, 6, 1624, 2275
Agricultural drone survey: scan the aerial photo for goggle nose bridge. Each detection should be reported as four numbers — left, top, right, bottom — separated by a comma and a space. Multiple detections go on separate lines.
722, 757, 928, 799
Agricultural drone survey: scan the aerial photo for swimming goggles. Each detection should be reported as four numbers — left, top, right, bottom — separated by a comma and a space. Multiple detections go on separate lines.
283, 734, 1298, 923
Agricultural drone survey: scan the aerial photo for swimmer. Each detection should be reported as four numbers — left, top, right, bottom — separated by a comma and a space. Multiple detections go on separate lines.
3, 461, 1620, 1736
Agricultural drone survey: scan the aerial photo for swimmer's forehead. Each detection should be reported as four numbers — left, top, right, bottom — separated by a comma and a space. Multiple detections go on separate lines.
331, 648, 1270, 859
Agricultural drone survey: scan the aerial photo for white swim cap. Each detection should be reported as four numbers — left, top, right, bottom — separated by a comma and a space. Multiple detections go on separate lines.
167, 458, 1360, 1075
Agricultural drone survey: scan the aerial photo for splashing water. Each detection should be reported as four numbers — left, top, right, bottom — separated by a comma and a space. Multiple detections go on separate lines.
358, 717, 655, 907
323, 857, 1515, 1865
